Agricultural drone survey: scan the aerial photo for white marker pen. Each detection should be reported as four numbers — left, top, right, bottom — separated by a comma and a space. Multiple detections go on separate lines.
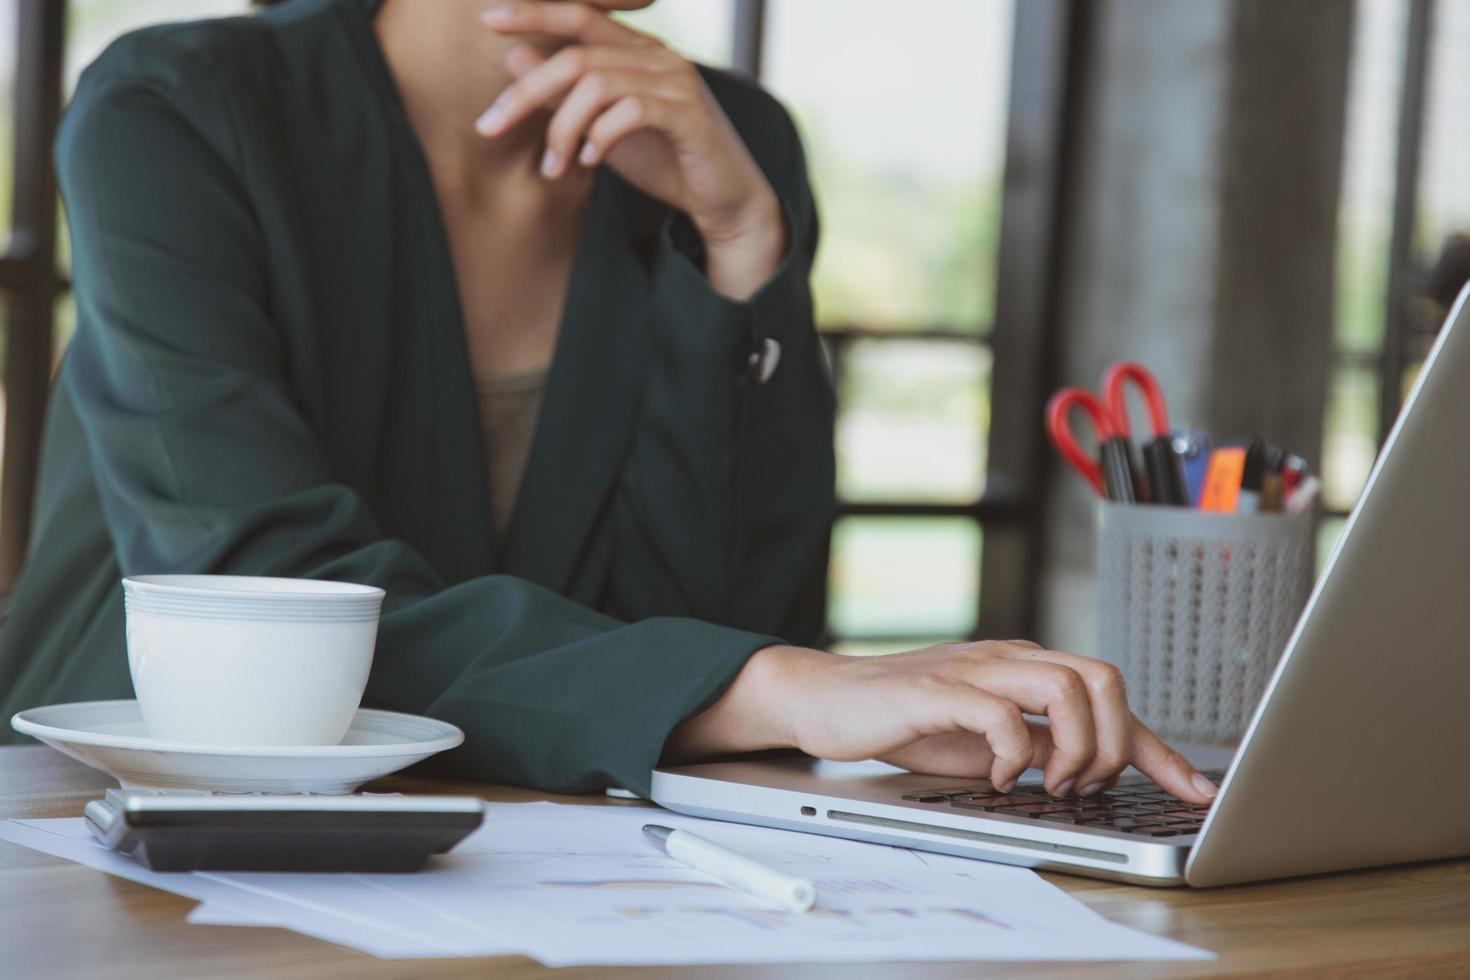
643, 824, 816, 913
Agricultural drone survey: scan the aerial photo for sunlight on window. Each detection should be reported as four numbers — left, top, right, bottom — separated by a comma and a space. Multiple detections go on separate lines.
827, 517, 980, 640
837, 339, 989, 503
1321, 368, 1378, 511
763, 0, 1013, 331
1417, 0, 1470, 252
1332, 0, 1406, 357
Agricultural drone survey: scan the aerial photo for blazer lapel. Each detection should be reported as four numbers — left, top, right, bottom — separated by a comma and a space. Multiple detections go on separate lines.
501, 173, 652, 592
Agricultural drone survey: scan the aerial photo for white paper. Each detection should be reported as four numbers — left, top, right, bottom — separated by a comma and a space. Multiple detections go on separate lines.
341, 802, 1208, 966
1, 804, 1211, 965
0, 819, 493, 959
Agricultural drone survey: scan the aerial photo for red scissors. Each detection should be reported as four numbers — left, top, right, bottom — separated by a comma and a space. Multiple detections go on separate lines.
1046, 361, 1186, 504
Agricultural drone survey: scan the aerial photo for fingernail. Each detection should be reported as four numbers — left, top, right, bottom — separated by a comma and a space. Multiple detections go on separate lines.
1053, 779, 1076, 798
540, 148, 560, 177
578, 142, 598, 166
481, 6, 513, 26
1078, 782, 1105, 797
1191, 772, 1219, 799
475, 103, 504, 136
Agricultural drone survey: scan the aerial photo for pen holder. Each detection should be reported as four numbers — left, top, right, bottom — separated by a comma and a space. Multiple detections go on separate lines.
1096, 502, 1314, 744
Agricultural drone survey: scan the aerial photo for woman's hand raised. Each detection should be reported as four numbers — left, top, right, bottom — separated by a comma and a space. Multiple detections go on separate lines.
476, 0, 784, 300
667, 642, 1221, 804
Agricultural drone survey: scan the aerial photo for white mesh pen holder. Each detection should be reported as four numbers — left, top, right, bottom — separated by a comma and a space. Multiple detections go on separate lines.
1097, 502, 1314, 744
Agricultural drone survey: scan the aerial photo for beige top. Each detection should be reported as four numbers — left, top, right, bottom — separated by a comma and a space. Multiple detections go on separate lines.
475, 367, 550, 548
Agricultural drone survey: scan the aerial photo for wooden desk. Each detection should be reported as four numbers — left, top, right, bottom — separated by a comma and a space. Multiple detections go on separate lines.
2, 746, 1467, 978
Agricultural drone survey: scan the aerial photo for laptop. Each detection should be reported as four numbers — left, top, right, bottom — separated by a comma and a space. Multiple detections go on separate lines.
652, 284, 1470, 888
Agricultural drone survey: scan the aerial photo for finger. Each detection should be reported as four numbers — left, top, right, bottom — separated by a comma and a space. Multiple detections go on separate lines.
1128, 716, 1219, 804
477, 44, 657, 137
922, 686, 1033, 790
879, 732, 994, 780
480, 0, 653, 47
994, 645, 1131, 796
545, 68, 681, 177
578, 92, 691, 168
880, 721, 1056, 782
504, 42, 546, 78
954, 658, 1095, 797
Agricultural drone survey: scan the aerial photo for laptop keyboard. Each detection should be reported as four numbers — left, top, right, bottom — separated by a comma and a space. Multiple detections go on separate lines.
899, 771, 1225, 838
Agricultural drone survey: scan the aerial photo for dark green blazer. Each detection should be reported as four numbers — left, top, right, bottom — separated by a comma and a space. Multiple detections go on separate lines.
0, 0, 834, 795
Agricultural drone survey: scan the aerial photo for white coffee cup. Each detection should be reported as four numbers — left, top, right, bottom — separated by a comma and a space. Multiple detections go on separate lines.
121, 575, 385, 746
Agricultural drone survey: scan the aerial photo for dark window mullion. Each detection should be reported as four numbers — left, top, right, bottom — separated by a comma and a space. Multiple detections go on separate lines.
731, 0, 765, 79
1376, 0, 1434, 448
0, 0, 66, 592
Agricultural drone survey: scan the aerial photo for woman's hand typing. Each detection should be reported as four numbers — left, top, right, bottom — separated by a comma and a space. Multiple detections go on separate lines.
476, 0, 785, 301
667, 642, 1220, 804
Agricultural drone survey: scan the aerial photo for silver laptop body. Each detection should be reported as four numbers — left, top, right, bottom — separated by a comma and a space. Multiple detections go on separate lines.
652, 284, 1470, 887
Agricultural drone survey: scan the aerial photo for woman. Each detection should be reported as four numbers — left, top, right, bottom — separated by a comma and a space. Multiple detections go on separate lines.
0, 0, 1217, 805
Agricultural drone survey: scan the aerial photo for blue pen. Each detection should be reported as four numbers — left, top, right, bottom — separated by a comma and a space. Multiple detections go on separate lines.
1172, 430, 1212, 508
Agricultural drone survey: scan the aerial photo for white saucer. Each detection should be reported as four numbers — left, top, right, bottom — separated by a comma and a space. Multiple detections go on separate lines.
11, 700, 464, 794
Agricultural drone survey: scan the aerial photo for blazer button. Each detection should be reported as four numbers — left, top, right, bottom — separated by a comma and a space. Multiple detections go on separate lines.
745, 338, 782, 385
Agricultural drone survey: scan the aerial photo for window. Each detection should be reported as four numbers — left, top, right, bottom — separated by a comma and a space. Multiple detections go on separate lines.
630, 0, 1026, 652
1324, 0, 1469, 565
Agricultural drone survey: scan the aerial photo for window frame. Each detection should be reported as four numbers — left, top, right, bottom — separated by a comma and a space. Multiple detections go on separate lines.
0, 0, 65, 591
1323, 0, 1440, 535
732, 0, 1084, 644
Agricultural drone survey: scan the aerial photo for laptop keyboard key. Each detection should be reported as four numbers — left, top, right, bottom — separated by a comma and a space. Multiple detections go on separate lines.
993, 804, 1055, 816
923, 770, 1225, 837
959, 794, 1046, 810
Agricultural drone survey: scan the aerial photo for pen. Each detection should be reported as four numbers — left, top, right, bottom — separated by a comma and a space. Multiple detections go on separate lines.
1260, 444, 1286, 513
1282, 454, 1308, 497
1285, 475, 1321, 515
1200, 446, 1246, 513
1172, 429, 1212, 508
1236, 439, 1267, 514
643, 824, 816, 913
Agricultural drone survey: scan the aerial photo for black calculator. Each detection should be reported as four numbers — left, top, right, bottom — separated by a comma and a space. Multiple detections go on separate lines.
84, 788, 485, 872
